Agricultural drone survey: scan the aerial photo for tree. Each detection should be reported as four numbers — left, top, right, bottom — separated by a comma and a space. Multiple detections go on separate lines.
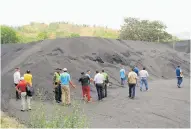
1, 25, 19, 44
119, 17, 176, 42
37, 32, 48, 40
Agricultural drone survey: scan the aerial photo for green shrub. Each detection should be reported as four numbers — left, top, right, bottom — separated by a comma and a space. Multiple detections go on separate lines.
1, 25, 19, 44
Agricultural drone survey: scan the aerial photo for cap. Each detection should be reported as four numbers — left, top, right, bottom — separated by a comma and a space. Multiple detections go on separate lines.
63, 68, 67, 71
55, 68, 61, 70
27, 70, 30, 72
20, 77, 24, 80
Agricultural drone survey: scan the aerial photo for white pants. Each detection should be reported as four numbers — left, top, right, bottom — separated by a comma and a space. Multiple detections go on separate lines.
21, 92, 32, 110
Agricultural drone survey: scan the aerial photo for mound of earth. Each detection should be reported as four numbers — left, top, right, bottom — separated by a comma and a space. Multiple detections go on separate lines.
1, 37, 190, 127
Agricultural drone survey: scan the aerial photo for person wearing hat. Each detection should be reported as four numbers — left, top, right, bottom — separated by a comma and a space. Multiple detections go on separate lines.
79, 72, 91, 102
13, 67, 21, 100
59, 68, 76, 106
53, 68, 62, 103
15, 77, 31, 111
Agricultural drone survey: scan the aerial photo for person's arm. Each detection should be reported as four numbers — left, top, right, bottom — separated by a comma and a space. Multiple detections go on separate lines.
15, 84, 21, 93
68, 75, 75, 88
146, 71, 149, 77
93, 75, 96, 85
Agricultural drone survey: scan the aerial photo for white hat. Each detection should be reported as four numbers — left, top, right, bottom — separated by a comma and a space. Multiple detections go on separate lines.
20, 77, 24, 80
63, 68, 67, 71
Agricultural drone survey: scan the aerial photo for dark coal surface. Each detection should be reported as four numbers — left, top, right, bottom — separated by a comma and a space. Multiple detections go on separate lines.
1, 37, 190, 127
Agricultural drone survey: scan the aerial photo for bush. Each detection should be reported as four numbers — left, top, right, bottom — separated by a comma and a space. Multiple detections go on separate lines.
37, 32, 48, 40
70, 33, 80, 37
28, 101, 88, 128
28, 89, 88, 128
1, 25, 19, 44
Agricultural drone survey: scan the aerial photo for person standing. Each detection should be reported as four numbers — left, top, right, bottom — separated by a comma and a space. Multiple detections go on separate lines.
139, 67, 149, 91
15, 77, 31, 111
133, 66, 139, 87
24, 70, 33, 106
13, 68, 21, 100
176, 66, 183, 88
86, 70, 93, 100
120, 66, 126, 87
94, 70, 105, 101
59, 68, 76, 106
79, 72, 91, 102
101, 69, 109, 98
53, 68, 62, 103
128, 68, 138, 99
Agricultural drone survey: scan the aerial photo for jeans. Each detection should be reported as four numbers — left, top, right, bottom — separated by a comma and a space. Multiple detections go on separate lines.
140, 77, 148, 90
129, 84, 136, 98
82, 86, 91, 101
55, 85, 62, 102
21, 92, 31, 110
177, 77, 183, 87
96, 84, 104, 100
103, 82, 108, 97
121, 78, 126, 86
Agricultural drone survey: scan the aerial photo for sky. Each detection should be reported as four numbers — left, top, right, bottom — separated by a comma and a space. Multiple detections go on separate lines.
1, 0, 190, 38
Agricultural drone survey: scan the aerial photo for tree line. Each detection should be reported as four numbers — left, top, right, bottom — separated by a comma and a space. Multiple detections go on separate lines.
1, 17, 179, 44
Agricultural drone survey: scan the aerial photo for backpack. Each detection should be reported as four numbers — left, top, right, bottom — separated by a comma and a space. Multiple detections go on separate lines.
26, 86, 34, 96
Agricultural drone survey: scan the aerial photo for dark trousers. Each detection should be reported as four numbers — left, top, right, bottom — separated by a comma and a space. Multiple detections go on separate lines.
15, 83, 20, 100
55, 84, 62, 102
103, 82, 108, 97
129, 84, 136, 98
96, 83, 104, 100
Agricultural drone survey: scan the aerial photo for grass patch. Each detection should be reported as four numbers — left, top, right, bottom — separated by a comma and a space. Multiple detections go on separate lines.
0, 111, 25, 128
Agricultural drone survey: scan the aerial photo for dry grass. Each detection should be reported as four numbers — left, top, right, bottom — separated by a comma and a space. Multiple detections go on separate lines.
0, 111, 25, 128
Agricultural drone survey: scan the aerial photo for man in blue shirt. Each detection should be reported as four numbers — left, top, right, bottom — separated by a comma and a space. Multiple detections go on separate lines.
59, 68, 76, 105
176, 66, 183, 88
120, 66, 126, 87
133, 66, 139, 87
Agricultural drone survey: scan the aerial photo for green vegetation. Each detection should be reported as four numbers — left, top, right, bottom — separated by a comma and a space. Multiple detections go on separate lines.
120, 17, 179, 42
1, 25, 19, 44
28, 101, 88, 128
1, 17, 179, 44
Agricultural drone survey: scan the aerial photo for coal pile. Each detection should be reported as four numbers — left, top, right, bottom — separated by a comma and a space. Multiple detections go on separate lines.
1, 37, 190, 111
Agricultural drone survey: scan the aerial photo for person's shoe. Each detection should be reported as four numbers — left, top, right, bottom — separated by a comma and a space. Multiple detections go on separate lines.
21, 110, 25, 112
140, 88, 142, 91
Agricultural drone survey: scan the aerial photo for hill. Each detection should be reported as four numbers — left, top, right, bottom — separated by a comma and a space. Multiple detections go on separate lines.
1, 37, 190, 127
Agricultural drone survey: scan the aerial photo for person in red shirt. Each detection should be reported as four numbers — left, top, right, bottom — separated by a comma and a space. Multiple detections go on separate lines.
16, 77, 31, 111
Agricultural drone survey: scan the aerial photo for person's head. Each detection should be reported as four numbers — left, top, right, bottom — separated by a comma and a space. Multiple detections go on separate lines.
96, 70, 99, 74
87, 70, 91, 74
20, 77, 24, 81
15, 68, 20, 72
55, 68, 61, 73
81, 72, 85, 75
177, 66, 180, 68
143, 67, 146, 70
102, 69, 104, 73
63, 68, 67, 72
26, 70, 30, 74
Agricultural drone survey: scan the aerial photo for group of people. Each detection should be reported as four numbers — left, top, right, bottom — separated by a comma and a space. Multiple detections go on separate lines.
13, 65, 183, 111
53, 68, 109, 105
13, 68, 33, 112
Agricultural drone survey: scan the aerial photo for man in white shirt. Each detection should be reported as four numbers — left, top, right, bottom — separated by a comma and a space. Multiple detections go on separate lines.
139, 67, 149, 91
94, 70, 105, 101
13, 68, 21, 100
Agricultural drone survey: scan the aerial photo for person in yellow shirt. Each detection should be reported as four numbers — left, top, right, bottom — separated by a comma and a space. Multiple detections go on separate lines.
24, 70, 33, 86
128, 68, 138, 99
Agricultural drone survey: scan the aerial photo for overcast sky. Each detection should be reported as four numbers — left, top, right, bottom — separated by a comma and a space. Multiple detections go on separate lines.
1, 0, 190, 38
